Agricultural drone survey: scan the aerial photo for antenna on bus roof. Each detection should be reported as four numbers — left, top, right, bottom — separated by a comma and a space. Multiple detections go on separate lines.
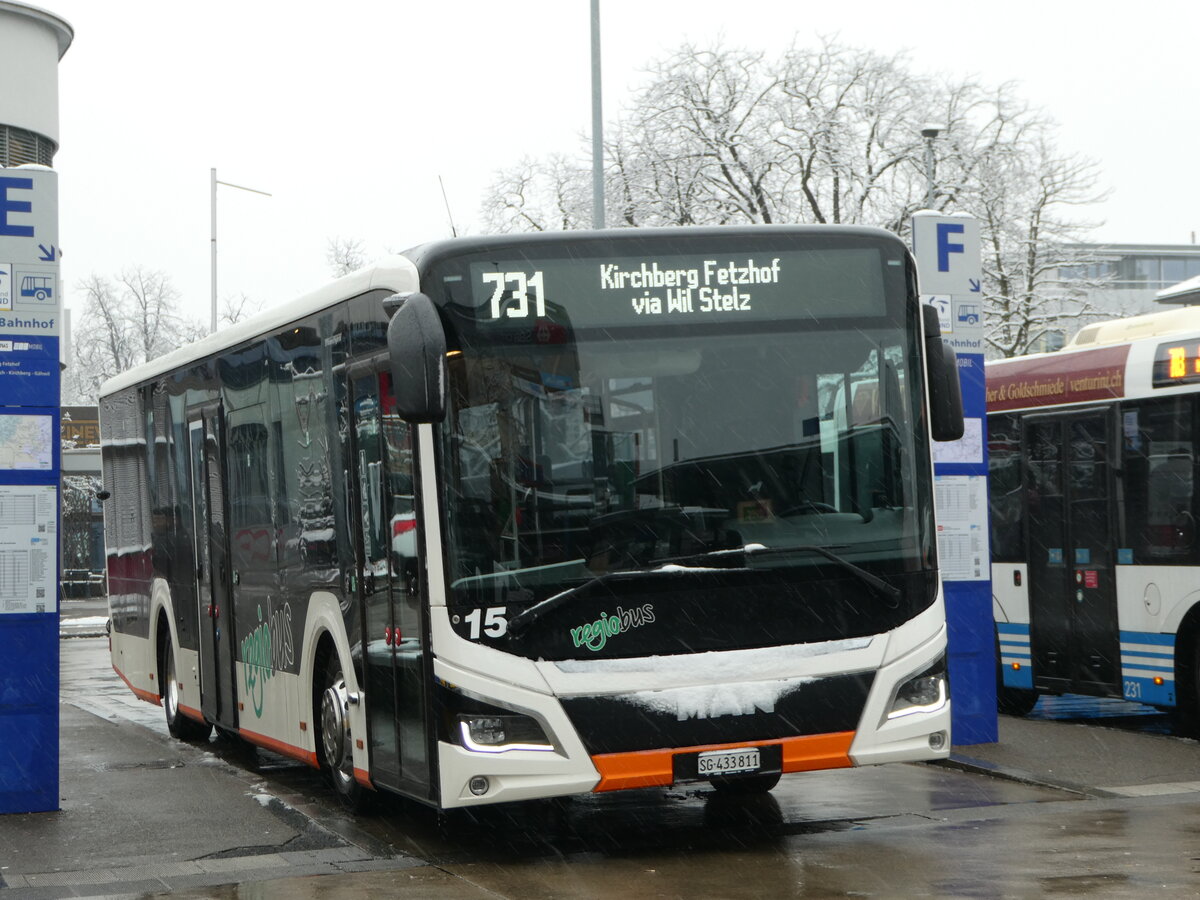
438, 175, 458, 238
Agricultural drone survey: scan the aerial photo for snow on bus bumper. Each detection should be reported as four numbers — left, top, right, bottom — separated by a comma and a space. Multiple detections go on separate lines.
434, 609, 949, 807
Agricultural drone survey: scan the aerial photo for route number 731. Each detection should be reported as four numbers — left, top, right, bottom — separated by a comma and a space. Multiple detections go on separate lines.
482, 271, 546, 319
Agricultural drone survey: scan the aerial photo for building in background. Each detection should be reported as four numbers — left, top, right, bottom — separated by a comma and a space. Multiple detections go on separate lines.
1029, 243, 1200, 353
0, 1, 70, 166
61, 406, 103, 596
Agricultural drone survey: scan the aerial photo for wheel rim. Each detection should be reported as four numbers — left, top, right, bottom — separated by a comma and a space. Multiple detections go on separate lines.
320, 673, 354, 788
165, 650, 179, 722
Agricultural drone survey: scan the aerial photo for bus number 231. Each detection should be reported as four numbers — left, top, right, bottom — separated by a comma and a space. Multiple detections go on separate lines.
483, 271, 546, 319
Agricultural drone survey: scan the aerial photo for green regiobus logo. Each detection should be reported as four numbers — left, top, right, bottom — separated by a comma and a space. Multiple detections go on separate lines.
569, 604, 655, 652
240, 602, 294, 717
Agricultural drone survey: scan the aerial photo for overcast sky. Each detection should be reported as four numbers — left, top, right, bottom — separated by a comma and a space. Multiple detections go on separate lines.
45, 0, 1199, 329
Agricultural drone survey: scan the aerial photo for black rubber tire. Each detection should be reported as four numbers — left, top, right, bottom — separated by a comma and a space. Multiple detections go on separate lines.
997, 686, 1039, 717
708, 771, 782, 795
318, 653, 367, 811
163, 640, 213, 742
1170, 630, 1200, 738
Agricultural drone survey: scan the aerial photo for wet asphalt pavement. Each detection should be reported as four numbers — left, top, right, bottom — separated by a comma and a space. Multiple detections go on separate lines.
1, 623, 1198, 897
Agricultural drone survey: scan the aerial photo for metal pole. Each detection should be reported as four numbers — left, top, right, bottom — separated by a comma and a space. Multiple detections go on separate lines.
210, 168, 218, 334
209, 170, 271, 334
923, 137, 935, 210
920, 126, 941, 210
590, 0, 604, 230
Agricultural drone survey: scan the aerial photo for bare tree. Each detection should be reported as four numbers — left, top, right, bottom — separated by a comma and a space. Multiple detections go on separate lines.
972, 132, 1110, 357
478, 38, 1107, 356
65, 266, 203, 403
218, 291, 262, 327
326, 237, 367, 277
481, 155, 591, 233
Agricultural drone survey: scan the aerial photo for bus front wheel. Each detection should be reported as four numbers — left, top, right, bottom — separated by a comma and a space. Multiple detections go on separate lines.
708, 771, 782, 795
1172, 628, 1200, 738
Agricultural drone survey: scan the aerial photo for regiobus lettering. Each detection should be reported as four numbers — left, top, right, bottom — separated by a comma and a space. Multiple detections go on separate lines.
569, 604, 656, 652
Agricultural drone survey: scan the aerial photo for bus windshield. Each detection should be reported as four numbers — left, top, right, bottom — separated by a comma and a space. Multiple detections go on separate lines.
437, 321, 932, 658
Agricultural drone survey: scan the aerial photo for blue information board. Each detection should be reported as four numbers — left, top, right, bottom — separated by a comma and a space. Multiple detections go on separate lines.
0, 167, 62, 813
0, 335, 59, 408
913, 213, 998, 746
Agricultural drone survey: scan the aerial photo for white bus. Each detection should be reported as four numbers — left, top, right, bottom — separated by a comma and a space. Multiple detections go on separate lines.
989, 306, 1200, 728
100, 226, 963, 810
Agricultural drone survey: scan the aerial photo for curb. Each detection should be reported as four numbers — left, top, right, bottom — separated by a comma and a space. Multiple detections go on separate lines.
935, 752, 1109, 799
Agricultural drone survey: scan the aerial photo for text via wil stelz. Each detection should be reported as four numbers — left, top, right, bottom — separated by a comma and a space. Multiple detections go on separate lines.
599, 257, 783, 316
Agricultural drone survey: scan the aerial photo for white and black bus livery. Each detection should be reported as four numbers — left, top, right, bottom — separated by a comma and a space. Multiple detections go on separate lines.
989, 306, 1200, 727
100, 226, 963, 809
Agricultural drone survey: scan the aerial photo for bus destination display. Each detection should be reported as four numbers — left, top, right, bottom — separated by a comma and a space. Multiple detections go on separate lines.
467, 247, 888, 329
1152, 339, 1200, 388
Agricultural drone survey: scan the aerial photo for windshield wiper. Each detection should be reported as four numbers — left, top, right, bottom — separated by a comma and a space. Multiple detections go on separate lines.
508, 544, 901, 637
651, 544, 902, 605
507, 568, 687, 636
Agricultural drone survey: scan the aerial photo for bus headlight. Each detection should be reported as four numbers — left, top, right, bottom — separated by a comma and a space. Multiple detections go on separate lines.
887, 657, 948, 720
457, 713, 555, 753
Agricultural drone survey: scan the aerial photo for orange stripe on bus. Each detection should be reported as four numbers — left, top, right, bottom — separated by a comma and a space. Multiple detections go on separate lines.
239, 727, 320, 767
354, 768, 376, 790
112, 663, 161, 706
178, 703, 205, 724
591, 732, 856, 793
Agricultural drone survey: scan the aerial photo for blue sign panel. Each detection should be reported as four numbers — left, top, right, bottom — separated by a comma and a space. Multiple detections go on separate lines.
0, 167, 62, 813
0, 614, 58, 813
0, 334, 59, 406
915, 213, 998, 746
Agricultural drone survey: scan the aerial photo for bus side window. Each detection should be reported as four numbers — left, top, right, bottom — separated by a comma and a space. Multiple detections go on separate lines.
378, 372, 420, 591
1123, 398, 1198, 563
987, 414, 1025, 563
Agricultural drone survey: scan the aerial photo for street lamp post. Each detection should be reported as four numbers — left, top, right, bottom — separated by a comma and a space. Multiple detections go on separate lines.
210, 168, 271, 334
590, 0, 604, 230
920, 125, 943, 210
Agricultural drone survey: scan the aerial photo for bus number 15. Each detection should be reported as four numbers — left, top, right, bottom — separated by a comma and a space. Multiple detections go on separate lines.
464, 606, 508, 640
483, 271, 546, 319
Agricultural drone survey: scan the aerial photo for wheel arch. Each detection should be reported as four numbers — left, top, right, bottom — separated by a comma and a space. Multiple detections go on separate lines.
1174, 602, 1200, 689
150, 577, 178, 699
298, 591, 361, 761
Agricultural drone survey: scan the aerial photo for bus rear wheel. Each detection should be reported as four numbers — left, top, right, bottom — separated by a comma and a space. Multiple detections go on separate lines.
318, 654, 366, 811
162, 641, 212, 742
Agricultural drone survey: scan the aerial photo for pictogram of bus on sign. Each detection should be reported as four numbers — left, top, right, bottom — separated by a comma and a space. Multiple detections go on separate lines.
20, 275, 52, 302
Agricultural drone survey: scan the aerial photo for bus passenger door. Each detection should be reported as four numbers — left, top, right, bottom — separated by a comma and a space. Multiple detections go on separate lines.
350, 366, 432, 799
1064, 413, 1119, 692
1025, 412, 1119, 694
188, 406, 238, 730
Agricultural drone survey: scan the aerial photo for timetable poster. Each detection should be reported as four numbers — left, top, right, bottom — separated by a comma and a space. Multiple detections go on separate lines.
933, 475, 989, 582
0, 484, 57, 614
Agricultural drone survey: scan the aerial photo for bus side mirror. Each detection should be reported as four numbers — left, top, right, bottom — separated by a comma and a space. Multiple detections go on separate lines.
385, 292, 448, 423
923, 304, 965, 442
